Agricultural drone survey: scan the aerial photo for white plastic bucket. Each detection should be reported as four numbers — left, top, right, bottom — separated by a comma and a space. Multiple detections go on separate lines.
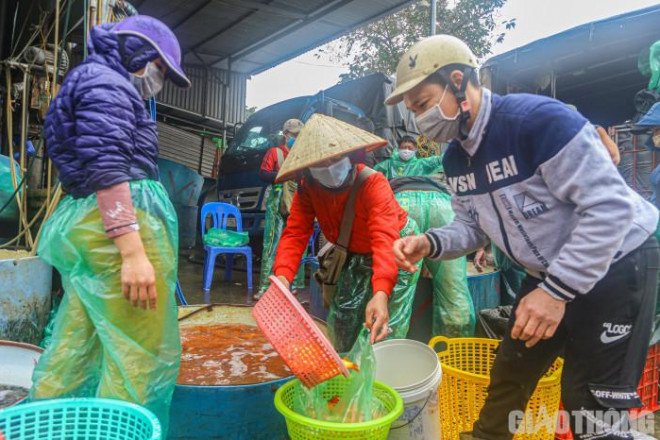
374, 339, 442, 440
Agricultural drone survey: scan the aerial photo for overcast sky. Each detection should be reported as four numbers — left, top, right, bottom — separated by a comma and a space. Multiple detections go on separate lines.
246, 0, 660, 110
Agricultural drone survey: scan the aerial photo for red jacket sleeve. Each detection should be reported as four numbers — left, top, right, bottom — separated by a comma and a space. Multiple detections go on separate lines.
361, 174, 402, 296
260, 148, 277, 173
273, 186, 315, 282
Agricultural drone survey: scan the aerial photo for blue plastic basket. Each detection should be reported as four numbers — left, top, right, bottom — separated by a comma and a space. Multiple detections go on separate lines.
0, 398, 161, 440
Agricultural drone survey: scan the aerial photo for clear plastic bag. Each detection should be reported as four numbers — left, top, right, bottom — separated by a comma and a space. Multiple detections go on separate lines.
293, 328, 386, 423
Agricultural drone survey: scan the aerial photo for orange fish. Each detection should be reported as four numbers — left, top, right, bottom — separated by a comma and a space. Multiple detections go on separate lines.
341, 357, 360, 372
327, 395, 340, 409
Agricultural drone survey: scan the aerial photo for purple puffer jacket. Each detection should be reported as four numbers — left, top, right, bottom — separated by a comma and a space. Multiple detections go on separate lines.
44, 24, 159, 199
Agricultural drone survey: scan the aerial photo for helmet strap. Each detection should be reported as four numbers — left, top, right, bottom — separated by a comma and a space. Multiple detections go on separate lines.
439, 67, 473, 140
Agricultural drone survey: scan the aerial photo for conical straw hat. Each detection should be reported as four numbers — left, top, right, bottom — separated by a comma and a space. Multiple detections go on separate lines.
275, 113, 388, 182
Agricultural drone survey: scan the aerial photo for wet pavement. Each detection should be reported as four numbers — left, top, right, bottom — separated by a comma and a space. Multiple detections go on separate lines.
176, 246, 311, 306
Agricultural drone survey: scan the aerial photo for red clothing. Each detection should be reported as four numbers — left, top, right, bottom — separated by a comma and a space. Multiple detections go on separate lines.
96, 182, 139, 238
274, 164, 408, 296
260, 144, 290, 173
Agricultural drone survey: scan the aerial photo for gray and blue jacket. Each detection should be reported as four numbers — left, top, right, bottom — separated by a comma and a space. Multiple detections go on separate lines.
425, 89, 659, 301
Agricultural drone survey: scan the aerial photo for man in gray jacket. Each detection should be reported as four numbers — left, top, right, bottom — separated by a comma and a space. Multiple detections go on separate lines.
388, 35, 660, 440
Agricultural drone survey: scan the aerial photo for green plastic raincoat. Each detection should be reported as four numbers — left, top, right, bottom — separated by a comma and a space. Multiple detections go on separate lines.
394, 185, 475, 337
373, 150, 444, 180
258, 184, 306, 296
327, 218, 421, 353
30, 180, 180, 433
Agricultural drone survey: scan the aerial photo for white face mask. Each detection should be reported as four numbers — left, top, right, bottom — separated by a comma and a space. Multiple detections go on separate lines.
130, 61, 165, 100
415, 87, 460, 143
309, 157, 353, 189
398, 149, 415, 161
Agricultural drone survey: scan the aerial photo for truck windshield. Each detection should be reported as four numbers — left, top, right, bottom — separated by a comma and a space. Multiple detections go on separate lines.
228, 123, 275, 155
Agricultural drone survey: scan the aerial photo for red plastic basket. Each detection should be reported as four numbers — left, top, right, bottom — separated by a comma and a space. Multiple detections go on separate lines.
252, 276, 349, 388
555, 403, 572, 440
556, 344, 660, 439
630, 343, 660, 419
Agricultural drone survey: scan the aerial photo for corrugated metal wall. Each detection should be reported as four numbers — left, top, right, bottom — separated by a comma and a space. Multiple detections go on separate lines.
157, 122, 217, 178
158, 64, 248, 125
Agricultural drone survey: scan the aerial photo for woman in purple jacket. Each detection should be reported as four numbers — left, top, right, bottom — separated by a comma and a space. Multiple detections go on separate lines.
29, 16, 190, 432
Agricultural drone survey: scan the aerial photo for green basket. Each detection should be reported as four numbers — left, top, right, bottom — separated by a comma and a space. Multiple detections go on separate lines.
274, 378, 403, 440
0, 398, 161, 440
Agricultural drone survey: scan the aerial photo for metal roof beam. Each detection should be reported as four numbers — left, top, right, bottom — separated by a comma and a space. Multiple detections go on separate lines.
185, 0, 304, 54
214, 0, 353, 66
171, 0, 213, 31
215, 0, 308, 19
187, 7, 260, 53
234, 0, 415, 74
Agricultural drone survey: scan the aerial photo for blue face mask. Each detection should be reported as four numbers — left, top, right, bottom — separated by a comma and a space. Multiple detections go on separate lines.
287, 137, 295, 148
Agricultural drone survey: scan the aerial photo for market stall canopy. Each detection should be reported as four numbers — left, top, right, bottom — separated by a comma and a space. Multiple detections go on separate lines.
481, 4, 660, 127
136, 0, 415, 74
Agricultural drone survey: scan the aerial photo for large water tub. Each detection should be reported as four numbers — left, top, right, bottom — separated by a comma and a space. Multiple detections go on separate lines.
169, 304, 329, 439
0, 340, 43, 407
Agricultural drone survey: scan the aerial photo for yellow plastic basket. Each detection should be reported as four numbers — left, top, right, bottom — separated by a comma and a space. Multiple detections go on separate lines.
429, 337, 563, 440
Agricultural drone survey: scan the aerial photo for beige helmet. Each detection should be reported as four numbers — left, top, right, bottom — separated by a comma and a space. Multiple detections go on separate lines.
283, 118, 304, 136
385, 35, 478, 106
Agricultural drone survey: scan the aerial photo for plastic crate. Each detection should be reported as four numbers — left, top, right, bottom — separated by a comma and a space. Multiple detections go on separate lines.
630, 343, 660, 419
555, 344, 660, 439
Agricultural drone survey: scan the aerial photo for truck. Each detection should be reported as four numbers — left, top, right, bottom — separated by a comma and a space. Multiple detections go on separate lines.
217, 73, 417, 235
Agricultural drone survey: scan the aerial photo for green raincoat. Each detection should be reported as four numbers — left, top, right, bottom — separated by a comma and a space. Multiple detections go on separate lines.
30, 180, 180, 433
327, 218, 421, 353
258, 184, 305, 296
373, 150, 444, 180
394, 186, 475, 337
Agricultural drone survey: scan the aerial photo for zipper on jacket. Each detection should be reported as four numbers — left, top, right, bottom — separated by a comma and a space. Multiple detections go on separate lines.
488, 192, 525, 269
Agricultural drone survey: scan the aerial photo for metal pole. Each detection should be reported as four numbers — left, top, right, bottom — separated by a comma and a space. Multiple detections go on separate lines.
429, 0, 437, 36
221, 58, 231, 156
83, 0, 88, 59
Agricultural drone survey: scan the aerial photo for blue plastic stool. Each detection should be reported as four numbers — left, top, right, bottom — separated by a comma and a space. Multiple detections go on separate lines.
200, 202, 253, 295
175, 279, 188, 305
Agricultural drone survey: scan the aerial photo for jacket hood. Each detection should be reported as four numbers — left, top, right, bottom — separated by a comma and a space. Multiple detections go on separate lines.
87, 23, 158, 75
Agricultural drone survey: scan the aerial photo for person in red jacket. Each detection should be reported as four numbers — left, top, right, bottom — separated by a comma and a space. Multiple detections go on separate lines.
272, 114, 421, 352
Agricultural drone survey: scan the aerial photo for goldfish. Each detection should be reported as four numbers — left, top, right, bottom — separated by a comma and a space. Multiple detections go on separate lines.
327, 395, 340, 410
341, 357, 360, 372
